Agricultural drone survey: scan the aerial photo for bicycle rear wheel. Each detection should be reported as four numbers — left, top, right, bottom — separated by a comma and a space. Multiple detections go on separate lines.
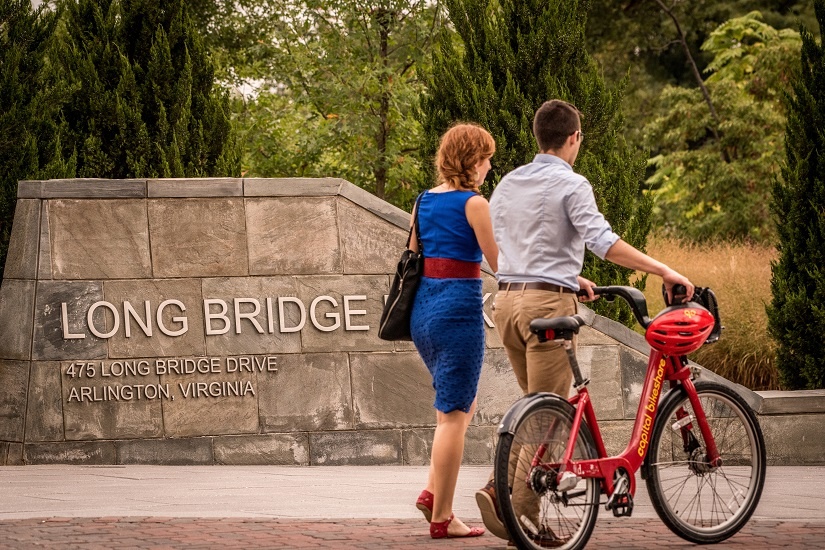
494, 396, 600, 550
644, 380, 766, 543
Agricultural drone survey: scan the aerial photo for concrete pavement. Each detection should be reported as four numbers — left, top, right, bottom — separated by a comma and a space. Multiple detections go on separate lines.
1, 465, 824, 548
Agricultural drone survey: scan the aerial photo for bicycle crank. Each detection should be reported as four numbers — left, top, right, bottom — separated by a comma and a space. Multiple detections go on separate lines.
605, 473, 634, 517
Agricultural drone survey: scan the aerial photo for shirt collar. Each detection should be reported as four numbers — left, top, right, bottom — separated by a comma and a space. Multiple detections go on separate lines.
533, 153, 572, 171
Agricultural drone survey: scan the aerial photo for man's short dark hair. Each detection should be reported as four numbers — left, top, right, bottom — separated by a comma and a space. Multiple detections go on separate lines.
532, 100, 581, 152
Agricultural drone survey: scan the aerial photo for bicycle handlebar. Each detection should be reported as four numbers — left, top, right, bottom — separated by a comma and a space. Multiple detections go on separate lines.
576, 286, 652, 329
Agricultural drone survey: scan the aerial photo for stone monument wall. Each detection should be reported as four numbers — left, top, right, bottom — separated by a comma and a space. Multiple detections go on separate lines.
0, 178, 822, 466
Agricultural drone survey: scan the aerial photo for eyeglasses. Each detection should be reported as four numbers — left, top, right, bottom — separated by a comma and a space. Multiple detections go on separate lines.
576, 130, 584, 142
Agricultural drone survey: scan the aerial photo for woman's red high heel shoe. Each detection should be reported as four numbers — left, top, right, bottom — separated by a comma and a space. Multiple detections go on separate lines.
415, 489, 434, 522
430, 513, 485, 539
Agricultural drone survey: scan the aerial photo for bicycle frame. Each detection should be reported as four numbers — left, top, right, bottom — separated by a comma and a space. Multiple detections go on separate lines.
552, 345, 722, 498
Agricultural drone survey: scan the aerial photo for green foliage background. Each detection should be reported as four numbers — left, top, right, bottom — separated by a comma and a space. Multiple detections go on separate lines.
768, 0, 825, 390
643, 13, 801, 243
51, 0, 239, 179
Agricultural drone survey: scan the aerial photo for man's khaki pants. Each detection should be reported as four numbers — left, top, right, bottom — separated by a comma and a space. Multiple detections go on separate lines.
493, 286, 578, 528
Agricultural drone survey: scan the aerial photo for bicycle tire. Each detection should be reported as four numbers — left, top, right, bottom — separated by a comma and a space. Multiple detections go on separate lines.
644, 380, 766, 544
494, 395, 600, 550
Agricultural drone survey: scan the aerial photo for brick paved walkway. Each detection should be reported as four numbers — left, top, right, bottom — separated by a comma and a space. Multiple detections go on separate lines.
0, 518, 822, 549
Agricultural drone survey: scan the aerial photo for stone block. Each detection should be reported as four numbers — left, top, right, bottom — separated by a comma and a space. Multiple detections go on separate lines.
48, 199, 151, 279
25, 361, 64, 442
464, 425, 496, 465
337, 180, 409, 228
17, 180, 42, 198
401, 428, 433, 465
0, 442, 7, 465
475, 348, 523, 426
37, 201, 52, 279
0, 361, 29, 441
0, 279, 35, 360
3, 199, 40, 279
117, 438, 213, 465
245, 197, 341, 275
7, 443, 24, 465
620, 347, 650, 420
147, 178, 242, 197
62, 361, 164, 440
761, 414, 825, 465
148, 198, 248, 278
578, 325, 616, 346
338, 197, 409, 275
258, 353, 352, 432
41, 179, 146, 198
592, 314, 650, 356
350, 352, 433, 428
213, 433, 310, 465
32, 281, 107, 360
24, 441, 117, 464
578, 345, 623, 421
296, 275, 395, 352
310, 430, 402, 465
594, 419, 635, 457
243, 177, 345, 197
103, 279, 206, 359
402, 426, 495, 466
161, 367, 259, 437
755, 390, 825, 415
201, 277, 301, 356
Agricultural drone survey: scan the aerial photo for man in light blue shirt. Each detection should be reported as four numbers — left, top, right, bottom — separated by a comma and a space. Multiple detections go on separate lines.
475, 99, 693, 542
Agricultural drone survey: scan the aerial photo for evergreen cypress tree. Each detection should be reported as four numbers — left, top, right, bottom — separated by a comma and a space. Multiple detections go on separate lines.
53, 0, 239, 178
767, 0, 825, 390
419, 0, 650, 324
0, 0, 68, 277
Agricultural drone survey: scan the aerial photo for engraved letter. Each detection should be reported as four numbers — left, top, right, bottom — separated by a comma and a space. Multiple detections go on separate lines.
343, 295, 369, 331
310, 296, 340, 332
278, 297, 306, 333
234, 298, 264, 334
124, 300, 152, 337
61, 302, 85, 339
204, 299, 230, 335
157, 299, 188, 337
88, 301, 119, 339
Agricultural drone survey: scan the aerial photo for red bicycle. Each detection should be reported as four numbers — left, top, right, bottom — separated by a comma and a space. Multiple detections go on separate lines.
494, 286, 766, 550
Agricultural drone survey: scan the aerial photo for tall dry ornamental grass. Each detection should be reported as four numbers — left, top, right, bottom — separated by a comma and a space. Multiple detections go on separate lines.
637, 237, 779, 391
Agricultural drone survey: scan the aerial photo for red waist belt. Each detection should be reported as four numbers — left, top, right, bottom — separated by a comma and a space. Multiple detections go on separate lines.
423, 258, 481, 279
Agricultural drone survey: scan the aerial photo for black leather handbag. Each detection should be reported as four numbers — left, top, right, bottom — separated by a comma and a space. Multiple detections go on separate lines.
378, 194, 424, 341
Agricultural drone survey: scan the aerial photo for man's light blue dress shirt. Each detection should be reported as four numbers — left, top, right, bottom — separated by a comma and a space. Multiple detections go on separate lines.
489, 154, 620, 291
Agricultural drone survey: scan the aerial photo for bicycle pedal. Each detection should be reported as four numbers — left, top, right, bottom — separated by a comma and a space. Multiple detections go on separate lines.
605, 492, 634, 517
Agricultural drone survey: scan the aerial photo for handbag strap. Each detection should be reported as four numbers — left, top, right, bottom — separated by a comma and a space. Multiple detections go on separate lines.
406, 192, 425, 254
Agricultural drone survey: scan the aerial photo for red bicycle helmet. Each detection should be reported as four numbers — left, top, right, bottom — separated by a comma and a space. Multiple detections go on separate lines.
645, 305, 715, 355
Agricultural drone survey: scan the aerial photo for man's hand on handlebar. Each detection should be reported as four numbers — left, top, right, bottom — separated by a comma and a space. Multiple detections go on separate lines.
576, 275, 598, 302
662, 269, 694, 305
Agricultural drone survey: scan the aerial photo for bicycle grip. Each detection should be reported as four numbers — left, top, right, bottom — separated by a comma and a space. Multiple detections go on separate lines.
662, 284, 688, 306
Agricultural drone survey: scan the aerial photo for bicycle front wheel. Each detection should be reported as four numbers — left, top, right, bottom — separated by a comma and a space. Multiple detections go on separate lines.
645, 380, 766, 543
494, 396, 600, 550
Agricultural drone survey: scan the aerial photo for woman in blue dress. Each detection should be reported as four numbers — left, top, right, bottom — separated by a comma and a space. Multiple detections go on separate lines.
410, 123, 499, 539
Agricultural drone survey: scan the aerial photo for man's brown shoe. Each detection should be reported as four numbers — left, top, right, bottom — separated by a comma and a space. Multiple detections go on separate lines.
475, 481, 509, 540
506, 525, 565, 548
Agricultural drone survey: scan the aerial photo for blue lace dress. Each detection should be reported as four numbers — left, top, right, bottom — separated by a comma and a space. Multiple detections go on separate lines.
410, 190, 484, 414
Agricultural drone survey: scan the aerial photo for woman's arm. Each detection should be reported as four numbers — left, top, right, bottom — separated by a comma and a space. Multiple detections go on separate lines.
466, 195, 499, 273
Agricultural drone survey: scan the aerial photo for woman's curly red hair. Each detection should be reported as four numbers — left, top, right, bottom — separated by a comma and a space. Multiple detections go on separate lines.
435, 123, 495, 191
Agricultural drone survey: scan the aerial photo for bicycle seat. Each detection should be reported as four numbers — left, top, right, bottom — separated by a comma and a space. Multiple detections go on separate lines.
530, 315, 585, 342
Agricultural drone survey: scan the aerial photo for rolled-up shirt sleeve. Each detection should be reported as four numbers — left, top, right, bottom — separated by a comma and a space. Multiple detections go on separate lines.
565, 179, 620, 259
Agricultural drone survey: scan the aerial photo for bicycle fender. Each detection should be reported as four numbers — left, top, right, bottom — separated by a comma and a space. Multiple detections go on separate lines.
640, 384, 688, 479
497, 392, 573, 435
